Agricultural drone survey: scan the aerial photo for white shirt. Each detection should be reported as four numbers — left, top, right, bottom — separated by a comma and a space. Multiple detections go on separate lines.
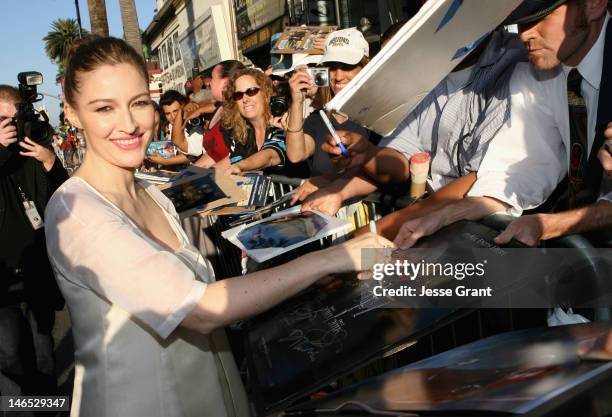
45, 177, 249, 417
472, 14, 611, 211
169, 123, 205, 157
467, 62, 568, 215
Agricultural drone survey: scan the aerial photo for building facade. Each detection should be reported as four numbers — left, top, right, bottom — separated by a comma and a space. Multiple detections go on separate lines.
143, 0, 425, 93
144, 0, 239, 96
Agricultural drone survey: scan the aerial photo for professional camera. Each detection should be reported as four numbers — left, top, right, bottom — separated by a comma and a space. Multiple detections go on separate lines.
12, 72, 54, 146
270, 81, 291, 118
306, 67, 329, 87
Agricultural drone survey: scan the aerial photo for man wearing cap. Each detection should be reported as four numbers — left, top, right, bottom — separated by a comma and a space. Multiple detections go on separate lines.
493, 0, 612, 246
285, 28, 380, 178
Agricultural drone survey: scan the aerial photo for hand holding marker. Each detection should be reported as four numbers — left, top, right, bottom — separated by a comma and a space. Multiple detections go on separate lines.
319, 110, 348, 156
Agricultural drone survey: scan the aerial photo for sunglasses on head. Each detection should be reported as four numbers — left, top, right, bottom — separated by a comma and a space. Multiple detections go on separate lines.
233, 87, 260, 101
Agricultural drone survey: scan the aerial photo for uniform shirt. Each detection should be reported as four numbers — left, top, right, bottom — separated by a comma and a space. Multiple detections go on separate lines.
472, 14, 611, 211
380, 30, 531, 208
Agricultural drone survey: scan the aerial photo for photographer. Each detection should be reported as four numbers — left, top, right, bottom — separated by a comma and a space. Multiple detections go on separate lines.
0, 84, 67, 397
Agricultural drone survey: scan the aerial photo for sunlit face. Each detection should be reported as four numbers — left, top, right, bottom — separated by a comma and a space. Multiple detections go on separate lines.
234, 75, 265, 122
65, 63, 154, 169
209, 64, 228, 102
518, 2, 589, 69
328, 62, 363, 95
162, 101, 182, 124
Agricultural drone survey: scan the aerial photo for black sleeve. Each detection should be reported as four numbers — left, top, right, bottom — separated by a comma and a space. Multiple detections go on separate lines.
0, 146, 15, 168
303, 112, 320, 140
44, 156, 69, 195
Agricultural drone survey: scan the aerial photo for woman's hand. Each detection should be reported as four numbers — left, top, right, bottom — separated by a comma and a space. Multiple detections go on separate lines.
19, 137, 56, 171
302, 189, 343, 216
225, 164, 242, 175
271, 112, 289, 130
146, 152, 165, 165
290, 176, 331, 205
321, 232, 396, 275
288, 69, 312, 105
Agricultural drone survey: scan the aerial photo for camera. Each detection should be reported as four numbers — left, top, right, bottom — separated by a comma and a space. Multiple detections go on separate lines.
185, 114, 205, 135
306, 67, 329, 87
12, 72, 54, 146
270, 81, 291, 118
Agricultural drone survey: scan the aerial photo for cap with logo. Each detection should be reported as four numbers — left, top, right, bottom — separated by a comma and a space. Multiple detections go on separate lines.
504, 0, 568, 25
320, 28, 369, 65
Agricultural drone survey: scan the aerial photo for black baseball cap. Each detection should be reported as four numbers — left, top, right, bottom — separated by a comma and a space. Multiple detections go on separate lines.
504, 0, 568, 25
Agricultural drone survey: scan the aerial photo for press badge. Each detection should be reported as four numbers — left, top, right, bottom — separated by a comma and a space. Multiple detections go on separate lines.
23, 200, 44, 230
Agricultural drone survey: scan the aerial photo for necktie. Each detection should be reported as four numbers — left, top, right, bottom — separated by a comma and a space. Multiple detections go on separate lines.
567, 68, 588, 209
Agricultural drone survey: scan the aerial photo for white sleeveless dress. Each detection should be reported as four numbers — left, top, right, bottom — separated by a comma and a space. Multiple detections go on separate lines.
45, 176, 250, 417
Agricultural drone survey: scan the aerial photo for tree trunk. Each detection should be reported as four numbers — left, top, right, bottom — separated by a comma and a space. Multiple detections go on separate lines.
87, 0, 109, 36
119, 0, 143, 57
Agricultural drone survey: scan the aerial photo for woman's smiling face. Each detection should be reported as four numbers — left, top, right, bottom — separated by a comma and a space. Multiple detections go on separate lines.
234, 75, 265, 122
65, 63, 154, 169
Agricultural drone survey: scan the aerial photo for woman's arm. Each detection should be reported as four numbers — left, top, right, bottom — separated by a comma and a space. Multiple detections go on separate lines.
193, 153, 216, 168
181, 233, 394, 334
286, 71, 317, 162
229, 148, 281, 174
147, 153, 190, 166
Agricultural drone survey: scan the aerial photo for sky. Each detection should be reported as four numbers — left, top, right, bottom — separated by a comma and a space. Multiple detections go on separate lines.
0, 0, 157, 126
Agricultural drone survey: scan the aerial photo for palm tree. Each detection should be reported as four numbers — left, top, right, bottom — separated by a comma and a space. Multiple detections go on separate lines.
43, 18, 88, 80
87, 0, 109, 36
119, 0, 143, 56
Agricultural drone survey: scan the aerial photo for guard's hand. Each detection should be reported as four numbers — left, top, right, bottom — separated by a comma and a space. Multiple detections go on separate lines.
494, 214, 544, 247
19, 137, 56, 171
0, 117, 17, 148
599, 141, 612, 178
393, 212, 444, 249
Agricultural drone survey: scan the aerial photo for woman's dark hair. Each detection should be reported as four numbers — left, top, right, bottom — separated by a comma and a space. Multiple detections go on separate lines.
217, 60, 246, 79
159, 90, 189, 108
64, 35, 148, 107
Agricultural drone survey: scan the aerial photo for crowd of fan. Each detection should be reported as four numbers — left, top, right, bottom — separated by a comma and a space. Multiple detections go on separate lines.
146, 2, 612, 249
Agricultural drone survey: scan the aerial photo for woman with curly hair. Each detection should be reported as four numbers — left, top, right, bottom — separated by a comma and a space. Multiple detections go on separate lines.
220, 68, 288, 174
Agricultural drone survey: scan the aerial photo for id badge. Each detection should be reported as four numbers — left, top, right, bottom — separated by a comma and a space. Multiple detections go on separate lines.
23, 200, 44, 230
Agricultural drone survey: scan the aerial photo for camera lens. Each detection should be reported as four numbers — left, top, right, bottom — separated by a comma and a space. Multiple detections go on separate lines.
188, 117, 201, 127
270, 96, 288, 117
